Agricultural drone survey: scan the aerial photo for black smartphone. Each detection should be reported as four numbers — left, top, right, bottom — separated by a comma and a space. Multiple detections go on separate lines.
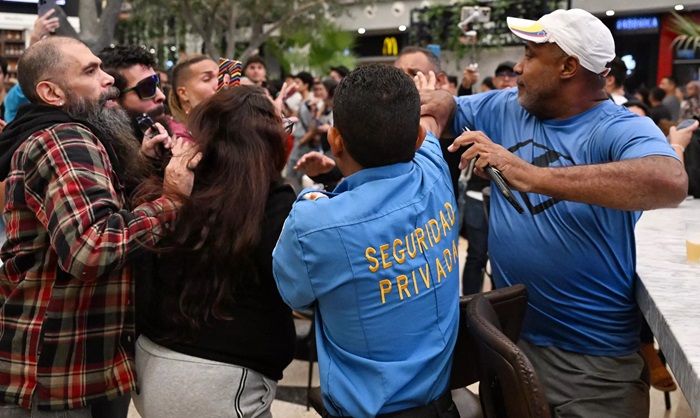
136, 114, 156, 137
677, 119, 697, 130
484, 166, 525, 214
37, 1, 79, 39
38, 0, 57, 19
462, 126, 524, 214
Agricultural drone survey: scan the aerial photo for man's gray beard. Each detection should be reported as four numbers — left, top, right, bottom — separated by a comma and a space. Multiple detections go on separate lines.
63, 92, 148, 183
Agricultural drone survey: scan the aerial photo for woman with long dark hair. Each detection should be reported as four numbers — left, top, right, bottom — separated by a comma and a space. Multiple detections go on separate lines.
133, 86, 297, 418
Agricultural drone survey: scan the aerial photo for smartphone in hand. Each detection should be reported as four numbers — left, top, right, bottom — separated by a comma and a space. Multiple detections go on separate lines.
137, 114, 156, 138
677, 119, 697, 130
38, 0, 57, 19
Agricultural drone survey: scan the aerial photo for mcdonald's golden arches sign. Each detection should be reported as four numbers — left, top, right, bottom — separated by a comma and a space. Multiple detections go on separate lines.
382, 37, 399, 56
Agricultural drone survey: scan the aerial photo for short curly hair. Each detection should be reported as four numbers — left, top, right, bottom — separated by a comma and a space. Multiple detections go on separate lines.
98, 45, 158, 92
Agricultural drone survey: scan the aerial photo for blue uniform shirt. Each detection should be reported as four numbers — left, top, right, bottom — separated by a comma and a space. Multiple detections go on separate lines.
273, 132, 460, 417
3, 84, 28, 123
453, 88, 679, 356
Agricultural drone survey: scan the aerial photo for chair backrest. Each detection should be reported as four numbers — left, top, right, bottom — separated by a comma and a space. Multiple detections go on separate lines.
467, 295, 550, 418
450, 284, 528, 389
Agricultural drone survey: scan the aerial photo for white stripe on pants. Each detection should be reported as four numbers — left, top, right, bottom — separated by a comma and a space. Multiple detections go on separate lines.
133, 335, 276, 418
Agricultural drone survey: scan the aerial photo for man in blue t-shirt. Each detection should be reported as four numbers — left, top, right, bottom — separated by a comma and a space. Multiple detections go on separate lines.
422, 8, 688, 418
273, 65, 460, 418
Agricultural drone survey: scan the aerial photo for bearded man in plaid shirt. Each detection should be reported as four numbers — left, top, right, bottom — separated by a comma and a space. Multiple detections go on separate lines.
0, 36, 201, 416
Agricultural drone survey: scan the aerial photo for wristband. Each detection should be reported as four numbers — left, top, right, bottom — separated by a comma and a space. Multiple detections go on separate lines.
671, 144, 685, 152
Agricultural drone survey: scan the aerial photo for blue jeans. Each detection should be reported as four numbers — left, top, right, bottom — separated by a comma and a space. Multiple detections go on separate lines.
461, 196, 488, 295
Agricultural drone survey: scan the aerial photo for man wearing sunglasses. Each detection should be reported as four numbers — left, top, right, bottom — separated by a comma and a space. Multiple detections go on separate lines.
99, 45, 176, 161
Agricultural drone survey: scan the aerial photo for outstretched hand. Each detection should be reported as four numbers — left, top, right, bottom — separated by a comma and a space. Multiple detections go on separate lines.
415, 71, 444, 135
414, 70, 437, 91
669, 119, 699, 151
31, 9, 59, 45
275, 82, 298, 115
141, 122, 174, 159
448, 129, 537, 192
163, 137, 202, 203
294, 151, 336, 177
461, 64, 480, 89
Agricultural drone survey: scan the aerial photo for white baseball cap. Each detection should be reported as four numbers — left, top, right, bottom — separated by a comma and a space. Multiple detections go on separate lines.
506, 9, 615, 76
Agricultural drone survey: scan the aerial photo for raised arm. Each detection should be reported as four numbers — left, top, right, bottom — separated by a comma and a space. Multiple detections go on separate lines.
24, 126, 199, 280
450, 129, 687, 211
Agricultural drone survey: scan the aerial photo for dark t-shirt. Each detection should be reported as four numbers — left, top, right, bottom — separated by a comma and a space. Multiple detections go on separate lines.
140, 182, 297, 380
650, 104, 672, 125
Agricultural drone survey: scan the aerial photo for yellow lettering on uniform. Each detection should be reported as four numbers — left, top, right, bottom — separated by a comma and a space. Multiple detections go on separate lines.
440, 210, 451, 236
452, 239, 459, 265
379, 280, 392, 304
411, 270, 419, 294
425, 223, 434, 247
443, 249, 453, 272
405, 233, 417, 259
379, 244, 393, 269
415, 228, 429, 253
428, 219, 441, 244
397, 275, 411, 300
419, 263, 431, 288
392, 239, 406, 264
444, 202, 456, 226
436, 258, 447, 282
366, 247, 379, 273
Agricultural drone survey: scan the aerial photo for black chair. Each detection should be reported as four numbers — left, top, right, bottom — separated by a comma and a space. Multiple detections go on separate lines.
466, 294, 550, 418
309, 284, 529, 417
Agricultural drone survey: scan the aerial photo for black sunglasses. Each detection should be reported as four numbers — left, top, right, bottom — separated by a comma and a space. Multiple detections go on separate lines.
121, 74, 161, 100
282, 118, 295, 134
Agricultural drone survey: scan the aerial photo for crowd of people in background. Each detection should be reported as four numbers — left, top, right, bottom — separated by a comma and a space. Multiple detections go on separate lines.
0, 6, 698, 418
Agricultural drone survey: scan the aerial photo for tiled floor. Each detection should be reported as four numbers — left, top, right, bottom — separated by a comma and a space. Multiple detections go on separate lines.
128, 237, 696, 418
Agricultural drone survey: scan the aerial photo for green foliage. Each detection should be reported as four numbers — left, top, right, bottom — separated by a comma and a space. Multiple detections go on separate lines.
271, 21, 357, 76
409, 0, 559, 60
117, 0, 365, 72
669, 11, 700, 51
115, 2, 185, 67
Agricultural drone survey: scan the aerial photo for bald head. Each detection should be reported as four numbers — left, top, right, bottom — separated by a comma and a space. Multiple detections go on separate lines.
18, 36, 84, 104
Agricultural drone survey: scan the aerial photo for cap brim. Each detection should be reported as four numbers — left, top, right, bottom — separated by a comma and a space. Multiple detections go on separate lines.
507, 17, 549, 43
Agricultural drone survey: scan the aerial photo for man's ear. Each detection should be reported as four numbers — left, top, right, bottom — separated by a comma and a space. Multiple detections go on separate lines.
561, 55, 580, 80
436, 72, 449, 90
416, 124, 427, 150
328, 126, 344, 159
36, 81, 66, 107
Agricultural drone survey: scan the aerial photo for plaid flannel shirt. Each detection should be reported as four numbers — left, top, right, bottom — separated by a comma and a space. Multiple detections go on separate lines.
0, 123, 178, 410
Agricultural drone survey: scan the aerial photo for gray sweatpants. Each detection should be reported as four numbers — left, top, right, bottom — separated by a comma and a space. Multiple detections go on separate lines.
519, 339, 649, 418
133, 335, 277, 418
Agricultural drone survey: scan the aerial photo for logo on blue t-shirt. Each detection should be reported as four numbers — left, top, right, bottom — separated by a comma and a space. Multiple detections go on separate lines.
508, 139, 575, 215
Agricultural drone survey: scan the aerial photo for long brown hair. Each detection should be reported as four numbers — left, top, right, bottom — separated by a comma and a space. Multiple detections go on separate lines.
147, 86, 288, 339
168, 54, 215, 123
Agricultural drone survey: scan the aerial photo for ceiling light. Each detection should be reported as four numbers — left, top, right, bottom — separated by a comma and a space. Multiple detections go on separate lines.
399, 25, 407, 32
675, 4, 685, 10
358, 28, 366, 34
606, 10, 615, 16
